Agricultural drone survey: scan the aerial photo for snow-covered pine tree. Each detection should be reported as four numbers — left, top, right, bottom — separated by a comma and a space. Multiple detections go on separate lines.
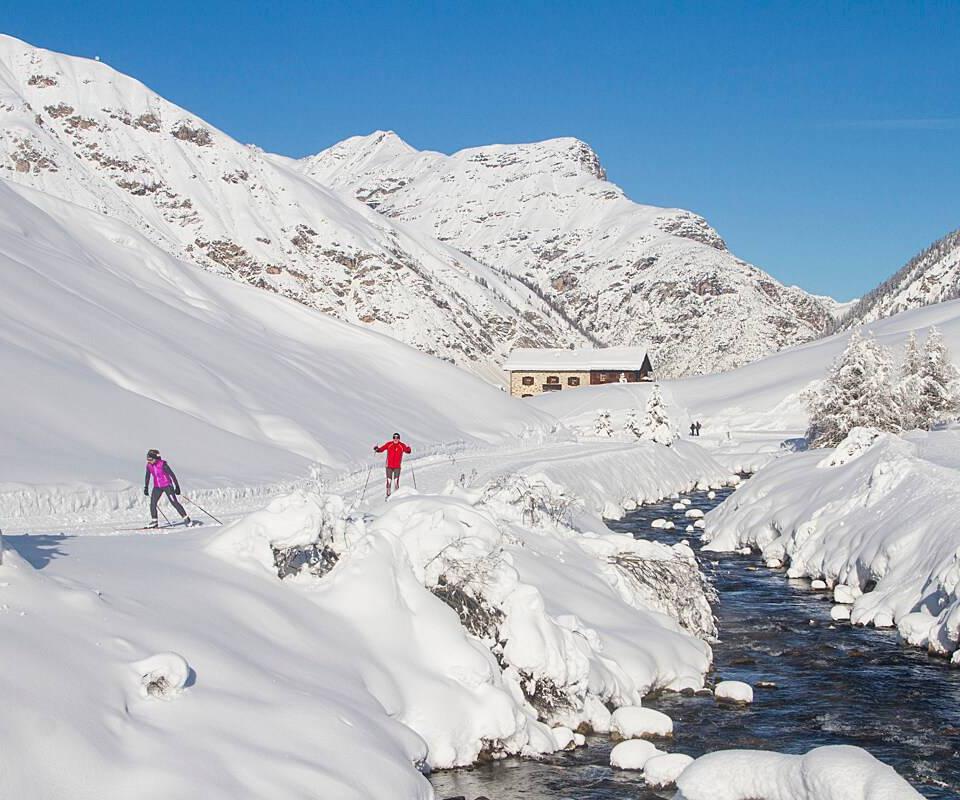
898, 330, 923, 430
806, 330, 902, 447
637, 383, 678, 445
624, 409, 643, 439
914, 326, 960, 428
594, 409, 613, 437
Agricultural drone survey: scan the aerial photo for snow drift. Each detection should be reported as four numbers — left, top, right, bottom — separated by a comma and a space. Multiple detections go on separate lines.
704, 427, 960, 661
0, 178, 548, 514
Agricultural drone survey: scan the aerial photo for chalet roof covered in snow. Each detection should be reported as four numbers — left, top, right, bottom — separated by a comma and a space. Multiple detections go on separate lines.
504, 346, 652, 372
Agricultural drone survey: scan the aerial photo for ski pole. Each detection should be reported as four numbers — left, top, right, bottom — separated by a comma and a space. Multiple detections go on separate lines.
183, 496, 223, 525
158, 506, 171, 526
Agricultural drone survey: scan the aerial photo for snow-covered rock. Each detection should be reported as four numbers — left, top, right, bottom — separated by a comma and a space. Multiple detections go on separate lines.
833, 584, 861, 604
131, 652, 191, 700
831, 605, 852, 621
610, 706, 673, 739
652, 518, 670, 529
643, 752, 694, 788
811, 579, 828, 590
610, 739, 665, 770
551, 726, 577, 751
715, 681, 753, 704
817, 427, 882, 468
674, 744, 923, 799
685, 509, 705, 519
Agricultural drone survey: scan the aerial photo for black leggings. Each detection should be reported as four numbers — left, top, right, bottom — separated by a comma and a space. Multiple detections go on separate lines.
151, 486, 187, 520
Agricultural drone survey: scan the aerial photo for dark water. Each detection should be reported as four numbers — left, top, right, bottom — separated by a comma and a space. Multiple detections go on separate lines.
430, 488, 960, 799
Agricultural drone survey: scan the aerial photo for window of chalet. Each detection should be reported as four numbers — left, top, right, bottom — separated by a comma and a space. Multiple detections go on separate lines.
546, 375, 560, 384
567, 376, 580, 386
521, 376, 534, 386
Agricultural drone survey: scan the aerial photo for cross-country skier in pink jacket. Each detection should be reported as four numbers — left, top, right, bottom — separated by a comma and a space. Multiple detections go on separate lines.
144, 449, 190, 528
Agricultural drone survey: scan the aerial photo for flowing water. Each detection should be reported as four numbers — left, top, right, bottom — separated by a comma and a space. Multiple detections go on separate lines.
430, 487, 960, 799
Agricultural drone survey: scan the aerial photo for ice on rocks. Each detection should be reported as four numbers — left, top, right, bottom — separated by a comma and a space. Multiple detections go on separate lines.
714, 680, 753, 704
674, 744, 923, 799
610, 705, 674, 739
644, 752, 694, 788
610, 739, 664, 770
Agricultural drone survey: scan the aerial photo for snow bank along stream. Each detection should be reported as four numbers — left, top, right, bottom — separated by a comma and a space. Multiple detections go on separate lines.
432, 488, 954, 799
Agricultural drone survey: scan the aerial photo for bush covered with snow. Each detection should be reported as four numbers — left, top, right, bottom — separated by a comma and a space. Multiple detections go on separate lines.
131, 652, 191, 700
674, 744, 923, 799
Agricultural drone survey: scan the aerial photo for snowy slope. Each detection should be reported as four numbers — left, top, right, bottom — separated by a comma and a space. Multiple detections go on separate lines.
0, 34, 584, 379
299, 131, 834, 376
0, 178, 549, 500
837, 227, 960, 329
529, 298, 960, 448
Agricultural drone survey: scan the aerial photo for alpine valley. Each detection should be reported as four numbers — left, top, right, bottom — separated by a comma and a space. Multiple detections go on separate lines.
1, 34, 836, 379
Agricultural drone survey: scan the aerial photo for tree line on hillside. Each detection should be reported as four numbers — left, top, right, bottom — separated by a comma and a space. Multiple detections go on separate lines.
806, 326, 960, 447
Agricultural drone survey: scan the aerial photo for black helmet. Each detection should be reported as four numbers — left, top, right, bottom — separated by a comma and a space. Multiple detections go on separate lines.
146, 449, 160, 459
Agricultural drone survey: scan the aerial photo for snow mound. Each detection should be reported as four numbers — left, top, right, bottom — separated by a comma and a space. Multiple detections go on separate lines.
674, 744, 923, 800
131, 652, 191, 700
610, 706, 674, 739
817, 427, 883, 468
610, 739, 665, 770
705, 429, 960, 658
715, 680, 753, 704
644, 752, 694, 787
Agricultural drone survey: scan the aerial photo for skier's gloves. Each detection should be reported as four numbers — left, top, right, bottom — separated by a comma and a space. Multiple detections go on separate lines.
174, 487, 181, 495
143, 488, 149, 496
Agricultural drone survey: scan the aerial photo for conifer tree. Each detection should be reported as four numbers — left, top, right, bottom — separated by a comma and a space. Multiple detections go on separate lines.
594, 408, 613, 437
898, 330, 923, 430
624, 409, 643, 439
637, 383, 678, 445
806, 330, 901, 447
915, 326, 960, 428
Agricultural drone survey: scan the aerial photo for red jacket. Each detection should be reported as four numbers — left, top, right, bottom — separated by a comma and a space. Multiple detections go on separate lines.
376, 440, 411, 469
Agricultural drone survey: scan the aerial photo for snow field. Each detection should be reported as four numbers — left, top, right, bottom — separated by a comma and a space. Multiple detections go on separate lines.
674, 745, 923, 799
705, 427, 960, 659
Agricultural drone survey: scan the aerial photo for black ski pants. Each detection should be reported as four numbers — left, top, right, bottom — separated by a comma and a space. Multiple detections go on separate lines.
151, 486, 187, 520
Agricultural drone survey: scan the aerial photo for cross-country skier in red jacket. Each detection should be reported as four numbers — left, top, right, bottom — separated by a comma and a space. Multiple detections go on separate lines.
374, 433, 412, 498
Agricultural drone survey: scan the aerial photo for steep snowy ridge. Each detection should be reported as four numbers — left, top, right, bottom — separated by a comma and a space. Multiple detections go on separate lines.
0, 35, 584, 377
0, 178, 550, 498
837, 227, 960, 329
301, 131, 834, 375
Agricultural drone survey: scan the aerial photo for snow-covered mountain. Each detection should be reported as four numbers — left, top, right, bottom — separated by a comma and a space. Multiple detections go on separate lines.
300, 131, 834, 375
0, 34, 585, 380
0, 177, 548, 495
836, 227, 960, 329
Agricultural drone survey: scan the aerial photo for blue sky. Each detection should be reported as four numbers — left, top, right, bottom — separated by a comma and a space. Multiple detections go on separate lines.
5, 1, 959, 299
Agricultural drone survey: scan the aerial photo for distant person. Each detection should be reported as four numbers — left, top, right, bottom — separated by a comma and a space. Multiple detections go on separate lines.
690, 423, 696, 437
144, 449, 190, 528
695, 421, 702, 436
374, 433, 412, 499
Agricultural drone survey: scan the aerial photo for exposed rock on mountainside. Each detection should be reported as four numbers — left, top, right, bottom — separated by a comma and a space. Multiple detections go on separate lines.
301, 131, 834, 375
835, 228, 960, 330
0, 35, 583, 377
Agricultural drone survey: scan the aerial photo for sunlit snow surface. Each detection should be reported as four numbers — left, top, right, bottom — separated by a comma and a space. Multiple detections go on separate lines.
431, 490, 957, 799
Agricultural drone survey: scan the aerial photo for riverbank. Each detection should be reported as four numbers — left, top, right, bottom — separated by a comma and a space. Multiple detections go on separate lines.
0, 438, 736, 799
